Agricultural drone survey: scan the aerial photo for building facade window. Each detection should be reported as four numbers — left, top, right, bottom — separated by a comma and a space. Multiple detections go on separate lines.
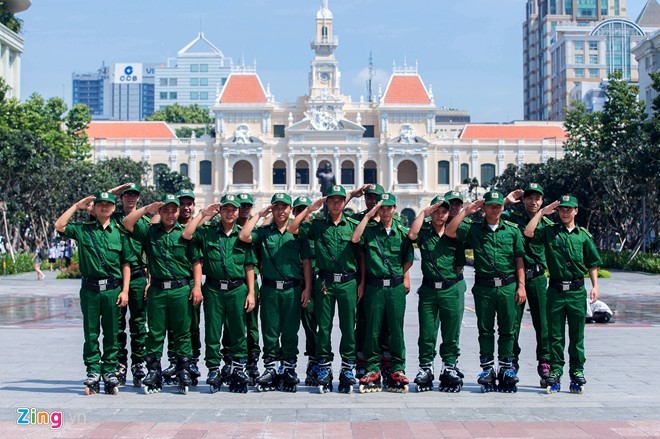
589, 40, 598, 51
190, 92, 199, 100
480, 164, 496, 186
364, 160, 377, 184
190, 64, 199, 73
179, 163, 188, 177
199, 160, 212, 185
589, 54, 598, 64
460, 163, 470, 183
200, 78, 208, 86
574, 41, 584, 51
397, 160, 418, 185
233, 160, 253, 185
200, 64, 208, 72
575, 54, 584, 64
273, 160, 286, 185
169, 92, 177, 99
159, 92, 168, 99
341, 161, 355, 185
191, 78, 199, 86
200, 92, 208, 100
437, 161, 450, 185
153, 163, 169, 186
295, 161, 309, 185
589, 68, 600, 78
159, 78, 168, 86
169, 78, 177, 86
575, 68, 585, 78
273, 125, 285, 138
363, 125, 375, 138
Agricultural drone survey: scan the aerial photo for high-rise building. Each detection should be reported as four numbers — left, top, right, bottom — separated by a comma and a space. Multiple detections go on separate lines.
111, 63, 158, 121
633, 26, 660, 117
0, 0, 31, 99
154, 32, 232, 111
72, 63, 111, 118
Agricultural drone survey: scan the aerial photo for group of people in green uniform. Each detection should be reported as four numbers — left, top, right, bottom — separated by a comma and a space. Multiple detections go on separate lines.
54, 179, 601, 395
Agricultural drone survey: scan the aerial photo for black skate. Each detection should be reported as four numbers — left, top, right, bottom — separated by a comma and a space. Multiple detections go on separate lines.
316, 360, 333, 394
380, 353, 392, 388
546, 373, 561, 394
131, 362, 146, 387
255, 359, 280, 392
229, 359, 250, 393
220, 355, 232, 385
176, 356, 193, 395
305, 357, 319, 386
438, 363, 463, 393
207, 367, 223, 394
414, 363, 434, 392
477, 357, 497, 393
115, 362, 127, 386
189, 357, 201, 386
103, 373, 120, 395
569, 372, 586, 394
83, 372, 101, 395
142, 357, 162, 394
358, 371, 382, 393
246, 352, 260, 386
278, 359, 299, 393
386, 371, 409, 393
355, 355, 366, 380
338, 360, 356, 394
497, 359, 519, 393
161, 359, 178, 385
538, 360, 551, 388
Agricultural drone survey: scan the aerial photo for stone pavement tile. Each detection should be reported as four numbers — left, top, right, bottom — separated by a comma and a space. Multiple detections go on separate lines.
462, 421, 499, 437
573, 421, 634, 438
434, 422, 471, 438
173, 429, 208, 438
380, 422, 414, 439
292, 422, 323, 438
263, 422, 295, 439
351, 421, 383, 439
407, 422, 442, 438
114, 421, 157, 437
629, 420, 660, 436
611, 428, 652, 437
233, 421, 267, 439
204, 422, 239, 438
321, 421, 352, 439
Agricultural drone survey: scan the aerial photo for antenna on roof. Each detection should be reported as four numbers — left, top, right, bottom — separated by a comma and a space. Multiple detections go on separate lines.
366, 51, 374, 103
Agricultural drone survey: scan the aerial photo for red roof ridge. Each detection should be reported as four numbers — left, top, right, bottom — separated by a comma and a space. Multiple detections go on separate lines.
381, 73, 432, 105
218, 72, 268, 104
86, 121, 176, 139
460, 124, 567, 140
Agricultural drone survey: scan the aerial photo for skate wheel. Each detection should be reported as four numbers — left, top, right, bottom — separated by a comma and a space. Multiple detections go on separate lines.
358, 384, 366, 394
112, 387, 119, 395
179, 385, 188, 395
192, 379, 198, 387
403, 384, 409, 393
143, 386, 150, 395
84, 387, 95, 396
133, 378, 142, 388
318, 385, 325, 394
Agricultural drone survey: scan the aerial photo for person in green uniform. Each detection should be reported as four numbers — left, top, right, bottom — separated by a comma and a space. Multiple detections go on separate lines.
446, 190, 527, 393
109, 183, 149, 387
182, 194, 256, 393
289, 185, 361, 393
408, 196, 467, 392
238, 193, 312, 392
122, 194, 203, 394
351, 193, 414, 393
502, 183, 553, 386
290, 195, 319, 385
54, 192, 132, 395
525, 195, 601, 394
443, 190, 468, 342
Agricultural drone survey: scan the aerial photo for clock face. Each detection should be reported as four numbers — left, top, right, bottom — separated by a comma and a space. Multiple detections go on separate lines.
320, 72, 331, 83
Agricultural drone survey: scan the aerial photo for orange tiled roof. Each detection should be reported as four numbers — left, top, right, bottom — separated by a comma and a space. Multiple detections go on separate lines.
382, 75, 431, 105
460, 125, 567, 140
219, 74, 267, 104
86, 121, 176, 139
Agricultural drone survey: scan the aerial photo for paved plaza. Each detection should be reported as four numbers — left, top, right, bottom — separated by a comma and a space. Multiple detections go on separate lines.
0, 253, 659, 438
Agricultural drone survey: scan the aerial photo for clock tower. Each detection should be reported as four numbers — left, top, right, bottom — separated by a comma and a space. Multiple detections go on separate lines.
309, 0, 340, 99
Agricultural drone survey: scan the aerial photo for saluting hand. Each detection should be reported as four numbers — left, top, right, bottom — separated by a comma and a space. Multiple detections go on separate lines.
309, 197, 326, 213
366, 200, 383, 219
202, 203, 222, 218
540, 200, 561, 216
144, 202, 164, 215
350, 184, 372, 199
464, 199, 485, 215
505, 189, 525, 205
258, 204, 273, 218
75, 196, 96, 211
108, 183, 134, 196
422, 202, 442, 217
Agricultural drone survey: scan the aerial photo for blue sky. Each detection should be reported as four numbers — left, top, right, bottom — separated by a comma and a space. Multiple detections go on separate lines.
18, 0, 649, 122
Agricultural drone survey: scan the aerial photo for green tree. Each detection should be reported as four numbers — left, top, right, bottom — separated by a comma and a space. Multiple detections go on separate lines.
0, 3, 22, 33
147, 104, 212, 124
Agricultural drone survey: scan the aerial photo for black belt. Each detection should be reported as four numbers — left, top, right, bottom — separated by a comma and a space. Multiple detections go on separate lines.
549, 278, 585, 292
525, 265, 545, 280
151, 278, 190, 290
205, 277, 245, 291
130, 268, 146, 280
262, 278, 300, 290
474, 275, 517, 287
318, 271, 358, 284
422, 276, 460, 290
366, 276, 404, 287
82, 277, 119, 292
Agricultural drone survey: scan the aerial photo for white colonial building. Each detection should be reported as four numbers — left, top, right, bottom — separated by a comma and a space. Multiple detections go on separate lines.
89, 0, 567, 223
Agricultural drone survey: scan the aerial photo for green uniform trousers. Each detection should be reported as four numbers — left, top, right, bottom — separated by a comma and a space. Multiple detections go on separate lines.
547, 286, 587, 377
315, 279, 357, 362
80, 286, 121, 375
356, 298, 391, 362
363, 284, 407, 373
166, 302, 201, 360
472, 283, 517, 361
145, 285, 193, 359
513, 274, 549, 362
117, 276, 148, 365
222, 283, 261, 359
301, 291, 317, 358
260, 285, 302, 360
203, 283, 248, 368
417, 283, 462, 365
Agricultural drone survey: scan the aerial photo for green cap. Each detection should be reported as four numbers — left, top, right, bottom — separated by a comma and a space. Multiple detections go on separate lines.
378, 193, 397, 207
365, 184, 385, 195
94, 192, 116, 205
523, 182, 544, 196
483, 190, 504, 205
325, 185, 347, 198
430, 196, 450, 209
177, 188, 195, 200
162, 193, 180, 207
271, 193, 293, 206
293, 196, 312, 208
444, 190, 464, 202
238, 193, 254, 206
220, 194, 240, 208
558, 194, 578, 208
123, 182, 141, 194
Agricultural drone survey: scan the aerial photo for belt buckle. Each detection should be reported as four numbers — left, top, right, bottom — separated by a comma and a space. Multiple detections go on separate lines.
276, 281, 285, 290
99, 279, 108, 285
561, 282, 571, 292
220, 280, 229, 290
434, 281, 443, 289
99, 284, 107, 292
333, 274, 342, 283
383, 279, 391, 287
494, 278, 503, 287
163, 281, 172, 289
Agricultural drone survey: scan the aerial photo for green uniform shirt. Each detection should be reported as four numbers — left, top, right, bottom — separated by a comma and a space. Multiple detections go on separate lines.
531, 224, 603, 280
503, 210, 552, 268
61, 220, 135, 279
303, 215, 360, 273
298, 222, 317, 274
132, 220, 200, 280
193, 223, 256, 280
251, 221, 303, 280
414, 223, 466, 281
361, 222, 414, 278
112, 212, 148, 270
456, 220, 525, 277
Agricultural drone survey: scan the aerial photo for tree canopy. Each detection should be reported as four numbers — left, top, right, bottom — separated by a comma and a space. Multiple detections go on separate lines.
146, 104, 213, 124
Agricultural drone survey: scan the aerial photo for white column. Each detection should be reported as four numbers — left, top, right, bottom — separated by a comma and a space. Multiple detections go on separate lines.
470, 144, 479, 181
421, 153, 428, 192
257, 152, 263, 191
288, 154, 295, 192
388, 154, 395, 192
356, 152, 363, 188
189, 150, 198, 185
219, 153, 228, 195
452, 150, 460, 188
333, 153, 340, 186
497, 141, 505, 177
310, 153, 318, 192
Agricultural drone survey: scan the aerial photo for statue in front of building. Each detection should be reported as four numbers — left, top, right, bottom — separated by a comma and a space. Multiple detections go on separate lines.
316, 163, 336, 196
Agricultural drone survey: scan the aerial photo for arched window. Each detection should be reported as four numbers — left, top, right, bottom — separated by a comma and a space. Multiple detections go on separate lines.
273, 160, 287, 185
199, 160, 212, 185
437, 161, 450, 185
233, 160, 253, 185
341, 160, 355, 185
480, 164, 496, 187
400, 208, 416, 227
179, 163, 188, 177
397, 160, 418, 184
460, 163, 470, 184
153, 163, 168, 185
296, 160, 309, 185
364, 160, 377, 184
